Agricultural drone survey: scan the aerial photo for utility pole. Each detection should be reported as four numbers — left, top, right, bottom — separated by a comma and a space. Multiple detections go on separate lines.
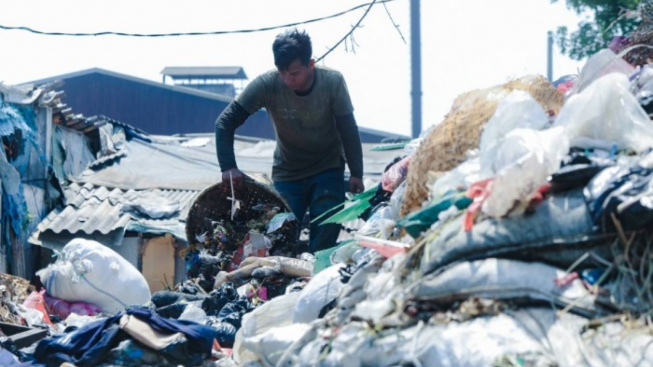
547, 31, 554, 81
410, 0, 422, 138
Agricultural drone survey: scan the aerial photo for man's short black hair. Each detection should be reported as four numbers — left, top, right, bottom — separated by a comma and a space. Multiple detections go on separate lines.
272, 28, 312, 70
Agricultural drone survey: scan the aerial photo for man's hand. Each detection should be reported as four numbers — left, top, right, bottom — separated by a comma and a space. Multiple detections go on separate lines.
349, 176, 365, 195
222, 168, 244, 187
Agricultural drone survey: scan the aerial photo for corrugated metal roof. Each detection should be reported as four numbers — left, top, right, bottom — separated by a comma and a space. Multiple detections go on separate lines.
161, 66, 247, 80
33, 182, 199, 242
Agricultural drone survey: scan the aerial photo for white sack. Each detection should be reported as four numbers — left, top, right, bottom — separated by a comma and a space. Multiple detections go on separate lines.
37, 238, 151, 314
293, 264, 345, 323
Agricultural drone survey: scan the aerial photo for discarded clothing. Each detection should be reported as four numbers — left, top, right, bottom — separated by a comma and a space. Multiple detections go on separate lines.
33, 307, 215, 367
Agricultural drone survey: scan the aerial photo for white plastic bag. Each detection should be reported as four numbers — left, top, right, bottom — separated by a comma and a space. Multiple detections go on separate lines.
234, 291, 302, 364
571, 48, 634, 94
479, 90, 550, 177
37, 238, 151, 314
555, 73, 653, 153
240, 323, 312, 367
429, 157, 480, 202
293, 264, 345, 323
482, 127, 568, 218
357, 205, 396, 240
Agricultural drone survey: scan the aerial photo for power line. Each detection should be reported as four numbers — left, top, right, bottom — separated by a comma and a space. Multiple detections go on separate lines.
0, 0, 397, 38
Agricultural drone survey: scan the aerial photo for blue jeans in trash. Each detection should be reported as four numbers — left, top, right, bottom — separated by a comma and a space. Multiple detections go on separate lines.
274, 168, 345, 253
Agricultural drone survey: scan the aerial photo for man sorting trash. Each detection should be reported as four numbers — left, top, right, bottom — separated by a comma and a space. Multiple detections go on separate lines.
215, 28, 365, 253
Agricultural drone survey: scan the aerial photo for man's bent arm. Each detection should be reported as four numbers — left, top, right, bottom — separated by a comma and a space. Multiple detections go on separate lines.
335, 113, 364, 178
215, 101, 251, 171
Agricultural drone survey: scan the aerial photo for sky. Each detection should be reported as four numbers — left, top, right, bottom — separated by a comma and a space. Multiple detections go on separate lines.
0, 0, 588, 138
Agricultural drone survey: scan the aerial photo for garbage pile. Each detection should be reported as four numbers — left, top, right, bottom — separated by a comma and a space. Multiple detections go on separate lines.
4, 31, 653, 367
218, 49, 653, 366
0, 176, 311, 366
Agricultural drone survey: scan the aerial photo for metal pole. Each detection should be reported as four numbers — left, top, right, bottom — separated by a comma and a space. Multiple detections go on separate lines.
547, 31, 553, 81
410, 0, 422, 138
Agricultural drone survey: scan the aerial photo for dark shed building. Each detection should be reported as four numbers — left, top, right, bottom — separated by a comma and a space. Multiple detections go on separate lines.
25, 68, 274, 138
24, 68, 409, 142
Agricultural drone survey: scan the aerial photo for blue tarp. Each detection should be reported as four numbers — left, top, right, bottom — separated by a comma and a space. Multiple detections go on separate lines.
0, 97, 32, 236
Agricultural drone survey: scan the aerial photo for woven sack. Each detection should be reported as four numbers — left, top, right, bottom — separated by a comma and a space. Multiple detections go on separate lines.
185, 175, 297, 250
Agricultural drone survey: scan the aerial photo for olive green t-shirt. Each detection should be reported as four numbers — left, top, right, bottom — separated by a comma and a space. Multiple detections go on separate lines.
235, 66, 354, 181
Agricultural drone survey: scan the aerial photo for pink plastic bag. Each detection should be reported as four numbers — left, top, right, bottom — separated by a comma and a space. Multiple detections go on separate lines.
381, 155, 411, 193
42, 291, 102, 319
22, 290, 52, 325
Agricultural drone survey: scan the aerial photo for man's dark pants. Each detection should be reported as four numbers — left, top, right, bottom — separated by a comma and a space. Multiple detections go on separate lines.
274, 168, 345, 253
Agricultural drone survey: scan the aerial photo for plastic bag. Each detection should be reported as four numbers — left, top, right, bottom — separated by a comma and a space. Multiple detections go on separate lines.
240, 323, 312, 367
429, 157, 481, 202
631, 64, 653, 112
43, 291, 102, 319
399, 191, 472, 238
571, 48, 635, 94
357, 205, 396, 239
482, 127, 568, 218
233, 291, 302, 364
178, 301, 208, 323
388, 181, 406, 221
479, 90, 551, 177
555, 73, 653, 153
292, 264, 345, 323
22, 290, 52, 326
380, 155, 411, 193
584, 153, 653, 232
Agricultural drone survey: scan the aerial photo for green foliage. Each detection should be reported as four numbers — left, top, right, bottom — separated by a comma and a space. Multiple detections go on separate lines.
551, 0, 642, 60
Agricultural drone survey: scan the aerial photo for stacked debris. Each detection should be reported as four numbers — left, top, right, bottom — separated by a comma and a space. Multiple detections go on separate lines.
213, 48, 653, 366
